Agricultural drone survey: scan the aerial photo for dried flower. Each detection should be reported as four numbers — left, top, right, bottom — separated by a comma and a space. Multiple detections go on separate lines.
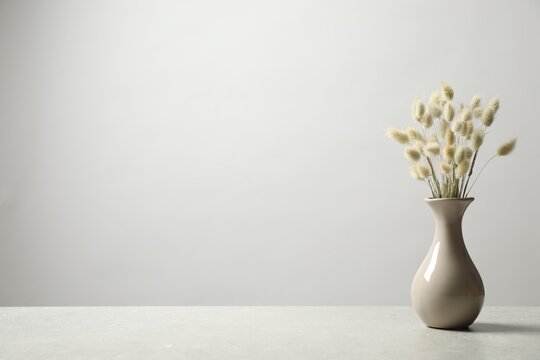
410, 164, 430, 180
422, 113, 433, 128
488, 97, 500, 112
405, 147, 421, 161
461, 108, 472, 122
425, 142, 441, 156
443, 145, 455, 162
460, 122, 469, 137
472, 129, 485, 150
481, 108, 495, 127
441, 84, 454, 101
455, 160, 470, 178
414, 141, 425, 154
429, 91, 441, 105
440, 120, 449, 135
451, 120, 464, 133
387, 128, 409, 144
473, 106, 483, 118
445, 129, 455, 145
454, 146, 465, 164
412, 99, 425, 122
416, 164, 430, 179
469, 95, 481, 109
464, 147, 474, 160
464, 121, 474, 138
386, 84, 515, 199
443, 102, 455, 122
440, 161, 451, 174
406, 127, 424, 142
429, 104, 442, 118
497, 138, 517, 156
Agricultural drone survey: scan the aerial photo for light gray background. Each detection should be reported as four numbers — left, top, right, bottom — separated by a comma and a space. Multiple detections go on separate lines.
1, 0, 539, 306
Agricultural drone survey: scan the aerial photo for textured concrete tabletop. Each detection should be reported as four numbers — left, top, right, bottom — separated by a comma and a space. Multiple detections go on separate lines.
1, 307, 539, 359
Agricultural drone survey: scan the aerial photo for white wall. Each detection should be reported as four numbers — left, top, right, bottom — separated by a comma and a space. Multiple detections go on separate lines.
1, 0, 539, 305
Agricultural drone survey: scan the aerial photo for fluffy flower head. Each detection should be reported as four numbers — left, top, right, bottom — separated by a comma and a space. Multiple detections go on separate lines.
497, 138, 517, 156
386, 128, 409, 144
455, 160, 470, 178
441, 84, 454, 101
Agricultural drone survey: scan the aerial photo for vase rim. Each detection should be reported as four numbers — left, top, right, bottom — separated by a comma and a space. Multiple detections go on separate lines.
425, 197, 475, 202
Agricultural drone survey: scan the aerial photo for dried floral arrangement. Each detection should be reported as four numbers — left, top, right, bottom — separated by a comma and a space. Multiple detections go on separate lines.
387, 84, 516, 198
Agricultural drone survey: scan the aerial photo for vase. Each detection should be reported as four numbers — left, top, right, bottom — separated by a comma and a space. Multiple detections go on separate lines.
411, 197, 484, 329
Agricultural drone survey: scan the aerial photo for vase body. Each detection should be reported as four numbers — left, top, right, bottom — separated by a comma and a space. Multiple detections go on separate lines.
411, 198, 484, 329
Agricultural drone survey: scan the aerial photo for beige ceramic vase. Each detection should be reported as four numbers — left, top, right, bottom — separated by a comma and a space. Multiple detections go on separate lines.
411, 198, 484, 329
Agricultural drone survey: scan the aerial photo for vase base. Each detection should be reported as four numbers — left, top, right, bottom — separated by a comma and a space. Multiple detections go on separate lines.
426, 324, 471, 331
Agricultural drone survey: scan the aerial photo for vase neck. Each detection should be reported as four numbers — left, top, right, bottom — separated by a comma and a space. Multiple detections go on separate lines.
426, 198, 474, 225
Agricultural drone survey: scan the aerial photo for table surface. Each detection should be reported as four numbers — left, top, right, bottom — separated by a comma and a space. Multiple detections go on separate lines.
1, 307, 539, 360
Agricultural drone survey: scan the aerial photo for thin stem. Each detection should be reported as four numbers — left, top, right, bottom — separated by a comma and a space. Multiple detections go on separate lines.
426, 157, 441, 198
424, 179, 436, 198
465, 155, 497, 197
462, 150, 479, 198
450, 162, 456, 197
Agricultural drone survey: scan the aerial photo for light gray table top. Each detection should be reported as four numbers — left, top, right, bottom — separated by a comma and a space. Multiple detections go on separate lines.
1, 307, 539, 359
